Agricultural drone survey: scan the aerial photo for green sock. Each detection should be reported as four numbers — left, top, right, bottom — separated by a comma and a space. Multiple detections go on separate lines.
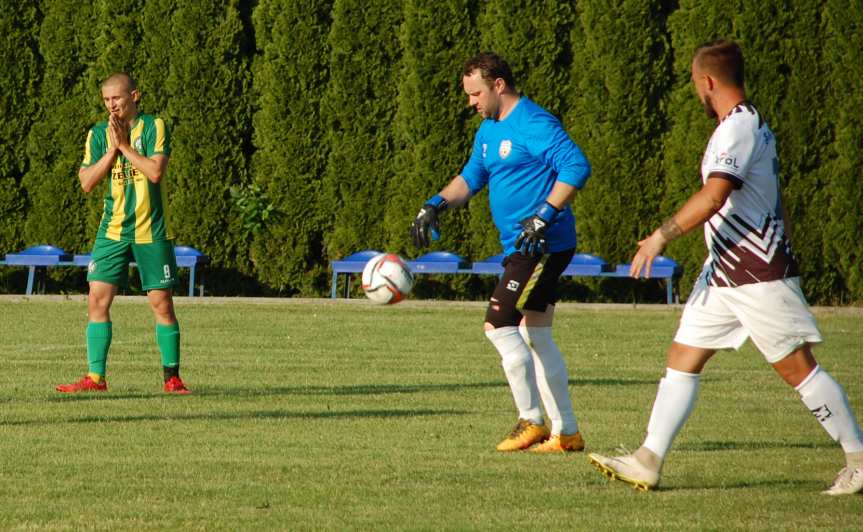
156, 322, 181, 372
86, 321, 112, 377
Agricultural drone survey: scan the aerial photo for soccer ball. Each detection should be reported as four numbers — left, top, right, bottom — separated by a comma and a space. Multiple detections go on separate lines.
361, 253, 413, 305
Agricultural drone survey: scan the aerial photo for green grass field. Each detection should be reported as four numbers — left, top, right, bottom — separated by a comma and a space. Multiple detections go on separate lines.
1, 297, 861, 530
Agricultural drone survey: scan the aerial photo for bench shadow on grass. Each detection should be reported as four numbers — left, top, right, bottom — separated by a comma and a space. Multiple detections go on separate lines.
42, 377, 656, 403
2, 408, 469, 427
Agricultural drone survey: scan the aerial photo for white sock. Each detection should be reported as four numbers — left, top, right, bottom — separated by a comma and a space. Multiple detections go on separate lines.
643, 367, 700, 460
519, 326, 578, 435
796, 365, 863, 454
485, 326, 542, 424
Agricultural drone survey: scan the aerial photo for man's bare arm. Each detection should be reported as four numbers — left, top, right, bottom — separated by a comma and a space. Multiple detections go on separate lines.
78, 148, 118, 193
630, 174, 736, 278
438, 175, 473, 208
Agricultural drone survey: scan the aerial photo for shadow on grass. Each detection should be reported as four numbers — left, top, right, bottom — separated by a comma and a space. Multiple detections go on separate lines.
2, 408, 469, 427
659, 477, 823, 491
678, 440, 832, 451
572, 378, 656, 387
40, 377, 656, 403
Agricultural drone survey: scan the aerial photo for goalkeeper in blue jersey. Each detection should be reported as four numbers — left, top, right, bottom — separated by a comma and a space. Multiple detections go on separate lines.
411, 53, 591, 452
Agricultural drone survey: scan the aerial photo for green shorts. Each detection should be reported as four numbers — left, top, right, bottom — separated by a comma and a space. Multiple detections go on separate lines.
87, 238, 179, 291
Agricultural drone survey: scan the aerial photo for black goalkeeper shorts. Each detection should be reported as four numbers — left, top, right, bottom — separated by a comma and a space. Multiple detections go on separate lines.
484, 248, 575, 328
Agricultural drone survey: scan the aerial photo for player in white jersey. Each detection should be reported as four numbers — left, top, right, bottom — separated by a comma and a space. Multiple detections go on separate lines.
588, 39, 863, 495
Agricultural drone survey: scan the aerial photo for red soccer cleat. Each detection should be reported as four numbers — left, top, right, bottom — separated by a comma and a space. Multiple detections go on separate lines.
56, 375, 108, 393
163, 376, 191, 394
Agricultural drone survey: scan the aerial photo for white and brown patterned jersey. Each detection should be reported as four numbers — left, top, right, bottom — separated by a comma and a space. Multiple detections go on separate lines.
699, 102, 799, 287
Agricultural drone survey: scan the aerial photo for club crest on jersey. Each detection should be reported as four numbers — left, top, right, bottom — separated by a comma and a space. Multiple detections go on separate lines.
506, 280, 519, 292
482, 143, 487, 158
88, 261, 96, 273
134, 137, 143, 152
499, 140, 512, 159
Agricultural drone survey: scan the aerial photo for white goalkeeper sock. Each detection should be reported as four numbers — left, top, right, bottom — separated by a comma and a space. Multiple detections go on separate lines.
796, 365, 863, 454
642, 367, 700, 460
519, 326, 578, 435
485, 326, 543, 425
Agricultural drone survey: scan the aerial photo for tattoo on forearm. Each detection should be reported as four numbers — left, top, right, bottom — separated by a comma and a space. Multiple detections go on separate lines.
659, 218, 683, 242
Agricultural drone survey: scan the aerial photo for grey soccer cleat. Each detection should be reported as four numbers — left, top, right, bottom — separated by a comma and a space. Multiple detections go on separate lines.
589, 452, 660, 492
822, 467, 863, 496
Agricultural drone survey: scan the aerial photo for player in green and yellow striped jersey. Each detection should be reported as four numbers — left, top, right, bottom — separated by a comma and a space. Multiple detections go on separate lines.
56, 72, 190, 394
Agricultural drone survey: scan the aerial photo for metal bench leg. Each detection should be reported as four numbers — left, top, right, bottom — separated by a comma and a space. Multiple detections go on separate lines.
666, 277, 673, 304
26, 266, 35, 295
189, 266, 196, 297
331, 271, 338, 299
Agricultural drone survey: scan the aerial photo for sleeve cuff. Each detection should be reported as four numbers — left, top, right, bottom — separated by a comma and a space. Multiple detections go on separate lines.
707, 171, 743, 189
556, 169, 591, 190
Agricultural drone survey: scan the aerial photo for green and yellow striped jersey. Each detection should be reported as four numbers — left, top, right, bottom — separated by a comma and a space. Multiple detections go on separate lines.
82, 114, 172, 243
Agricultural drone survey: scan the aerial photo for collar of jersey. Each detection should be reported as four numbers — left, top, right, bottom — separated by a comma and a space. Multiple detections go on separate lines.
494, 95, 524, 122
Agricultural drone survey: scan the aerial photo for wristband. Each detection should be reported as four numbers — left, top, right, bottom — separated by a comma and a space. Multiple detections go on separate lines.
535, 201, 561, 223
425, 194, 448, 211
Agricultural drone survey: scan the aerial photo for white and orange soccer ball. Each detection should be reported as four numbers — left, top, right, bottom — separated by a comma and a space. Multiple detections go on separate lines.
361, 253, 413, 305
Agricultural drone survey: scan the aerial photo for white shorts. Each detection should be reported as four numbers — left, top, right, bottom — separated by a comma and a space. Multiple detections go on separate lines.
674, 277, 823, 364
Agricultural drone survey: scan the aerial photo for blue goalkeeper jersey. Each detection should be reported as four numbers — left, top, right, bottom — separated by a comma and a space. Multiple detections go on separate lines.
460, 97, 591, 256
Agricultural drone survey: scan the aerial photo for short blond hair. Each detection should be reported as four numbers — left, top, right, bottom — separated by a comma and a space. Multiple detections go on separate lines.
102, 72, 137, 92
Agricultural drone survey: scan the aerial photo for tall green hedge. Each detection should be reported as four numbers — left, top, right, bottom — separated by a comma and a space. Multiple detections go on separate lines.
823, 0, 863, 302
478, 0, 575, 118
250, 0, 332, 295
0, 2, 40, 256
385, 0, 479, 258
567, 1, 672, 265
663, 0, 843, 300
135, 0, 175, 118
737, 1, 841, 303
3, 1, 862, 303
320, 0, 402, 260
661, 1, 737, 296
165, 0, 254, 292
22, 2, 98, 253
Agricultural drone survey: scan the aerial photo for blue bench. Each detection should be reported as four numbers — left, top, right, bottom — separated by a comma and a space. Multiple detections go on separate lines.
601, 255, 682, 304
329, 249, 382, 298
330, 250, 473, 298
332, 251, 680, 303
407, 251, 471, 274
174, 246, 210, 297
2, 244, 209, 297
471, 252, 612, 276
3, 245, 72, 295
471, 253, 507, 275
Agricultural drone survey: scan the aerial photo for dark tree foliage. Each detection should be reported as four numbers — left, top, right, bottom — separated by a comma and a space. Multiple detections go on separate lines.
386, 0, 480, 257
2, 1, 861, 303
567, 1, 673, 266
250, 0, 333, 295
165, 0, 254, 292
320, 0, 403, 260
0, 2, 41, 255
22, 2, 99, 252
660, 0, 738, 297
822, 0, 863, 302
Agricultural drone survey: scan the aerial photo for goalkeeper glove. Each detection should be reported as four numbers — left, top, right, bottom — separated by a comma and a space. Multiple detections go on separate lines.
410, 194, 447, 248
515, 202, 560, 256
